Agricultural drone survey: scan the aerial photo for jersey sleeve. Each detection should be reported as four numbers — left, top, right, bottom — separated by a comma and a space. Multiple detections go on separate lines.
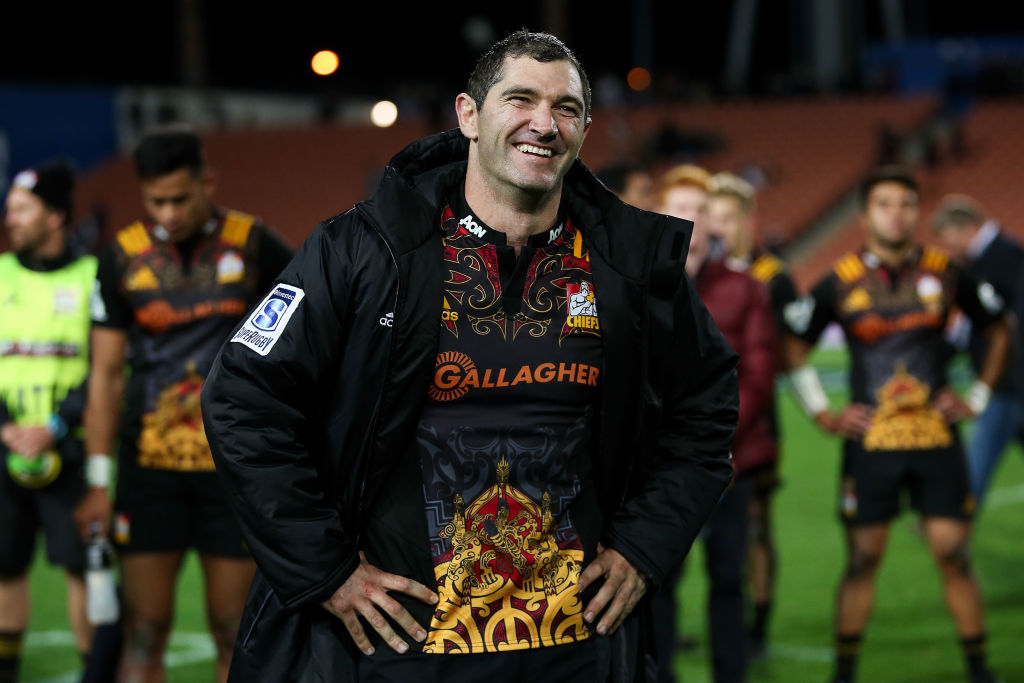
770, 270, 802, 335
254, 225, 296, 294
90, 245, 133, 329
782, 273, 837, 345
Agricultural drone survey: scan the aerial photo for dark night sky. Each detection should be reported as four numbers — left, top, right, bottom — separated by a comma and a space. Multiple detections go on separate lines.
3, 2, 1023, 99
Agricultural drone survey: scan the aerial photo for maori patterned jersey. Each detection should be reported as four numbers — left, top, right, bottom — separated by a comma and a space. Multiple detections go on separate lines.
91, 210, 292, 473
785, 247, 1002, 451
417, 194, 603, 654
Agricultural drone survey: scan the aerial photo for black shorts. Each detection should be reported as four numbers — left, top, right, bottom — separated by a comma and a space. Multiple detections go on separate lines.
839, 441, 974, 524
0, 457, 87, 575
114, 441, 247, 557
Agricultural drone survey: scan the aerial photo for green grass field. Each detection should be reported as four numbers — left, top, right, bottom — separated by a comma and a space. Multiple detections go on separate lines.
19, 350, 1024, 682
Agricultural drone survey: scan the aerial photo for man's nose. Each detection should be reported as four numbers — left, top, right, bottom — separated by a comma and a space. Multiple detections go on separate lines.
530, 104, 558, 139
154, 205, 179, 225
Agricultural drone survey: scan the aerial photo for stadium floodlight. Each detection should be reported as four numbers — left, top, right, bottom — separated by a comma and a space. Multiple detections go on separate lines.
371, 100, 398, 127
311, 50, 339, 76
627, 67, 652, 91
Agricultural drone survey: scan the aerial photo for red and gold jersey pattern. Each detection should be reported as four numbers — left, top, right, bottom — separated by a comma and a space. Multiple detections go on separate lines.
417, 201, 602, 653
96, 210, 286, 472
789, 246, 1002, 450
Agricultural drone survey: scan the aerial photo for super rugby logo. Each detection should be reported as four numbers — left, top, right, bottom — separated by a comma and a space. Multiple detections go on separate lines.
459, 214, 487, 239
251, 288, 296, 331
231, 285, 305, 356
428, 351, 600, 402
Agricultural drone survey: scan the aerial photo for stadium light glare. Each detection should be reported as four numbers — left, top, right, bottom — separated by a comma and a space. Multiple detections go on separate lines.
371, 100, 398, 128
627, 67, 652, 92
311, 50, 339, 76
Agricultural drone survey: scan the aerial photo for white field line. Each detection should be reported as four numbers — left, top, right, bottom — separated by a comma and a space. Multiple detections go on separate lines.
24, 630, 215, 683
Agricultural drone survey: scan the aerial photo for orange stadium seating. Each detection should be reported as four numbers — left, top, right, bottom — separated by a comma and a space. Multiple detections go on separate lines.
790, 101, 1024, 291
67, 96, 937, 253
588, 95, 936, 247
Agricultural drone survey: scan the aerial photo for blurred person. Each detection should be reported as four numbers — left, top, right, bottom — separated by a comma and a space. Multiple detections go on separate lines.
596, 161, 655, 211
659, 166, 778, 683
201, 30, 739, 683
782, 166, 1009, 683
708, 171, 799, 658
932, 193, 1024, 503
647, 163, 714, 681
77, 124, 293, 683
0, 161, 96, 681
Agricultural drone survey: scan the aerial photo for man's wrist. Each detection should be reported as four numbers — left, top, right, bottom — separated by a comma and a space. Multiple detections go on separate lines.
85, 454, 112, 488
965, 381, 992, 416
813, 409, 836, 433
789, 365, 830, 417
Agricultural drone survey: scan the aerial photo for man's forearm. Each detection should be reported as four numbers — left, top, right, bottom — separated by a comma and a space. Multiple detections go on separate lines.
85, 369, 123, 458
978, 318, 1011, 390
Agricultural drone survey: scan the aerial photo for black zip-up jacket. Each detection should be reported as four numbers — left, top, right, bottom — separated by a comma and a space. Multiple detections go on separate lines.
201, 130, 738, 682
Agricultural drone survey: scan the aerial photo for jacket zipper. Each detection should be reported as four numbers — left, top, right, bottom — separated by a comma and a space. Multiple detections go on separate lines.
353, 205, 401, 516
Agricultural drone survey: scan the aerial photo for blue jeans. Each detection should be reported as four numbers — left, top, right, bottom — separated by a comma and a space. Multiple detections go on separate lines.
967, 391, 1023, 501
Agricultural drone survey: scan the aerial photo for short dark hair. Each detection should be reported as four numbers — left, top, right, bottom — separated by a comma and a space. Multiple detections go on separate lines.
597, 162, 647, 195
133, 123, 205, 180
467, 29, 591, 120
933, 194, 986, 232
858, 165, 918, 207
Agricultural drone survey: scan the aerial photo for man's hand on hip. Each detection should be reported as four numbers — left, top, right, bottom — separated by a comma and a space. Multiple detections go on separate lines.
577, 544, 648, 636
816, 403, 873, 439
322, 552, 439, 656
934, 386, 975, 424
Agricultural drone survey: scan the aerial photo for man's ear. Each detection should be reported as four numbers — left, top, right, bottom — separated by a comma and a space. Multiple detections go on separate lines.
456, 93, 479, 141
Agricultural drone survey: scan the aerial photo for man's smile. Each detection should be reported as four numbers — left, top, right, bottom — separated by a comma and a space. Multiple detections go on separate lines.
515, 144, 555, 158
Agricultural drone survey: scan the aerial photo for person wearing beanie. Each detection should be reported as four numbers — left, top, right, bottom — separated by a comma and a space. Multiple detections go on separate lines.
0, 160, 97, 680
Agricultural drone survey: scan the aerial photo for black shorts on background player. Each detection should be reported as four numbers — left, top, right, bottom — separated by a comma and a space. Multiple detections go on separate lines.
0, 464, 86, 574
111, 442, 246, 556
839, 441, 973, 523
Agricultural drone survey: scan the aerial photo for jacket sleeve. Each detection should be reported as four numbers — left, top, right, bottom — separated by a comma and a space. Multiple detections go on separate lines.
735, 279, 778, 439
603, 273, 738, 586
201, 216, 365, 610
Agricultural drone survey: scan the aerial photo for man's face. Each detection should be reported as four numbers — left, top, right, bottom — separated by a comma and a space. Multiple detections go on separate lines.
140, 167, 213, 242
659, 184, 710, 269
458, 56, 590, 198
620, 171, 654, 211
708, 194, 751, 258
935, 224, 975, 264
4, 189, 60, 256
863, 180, 918, 251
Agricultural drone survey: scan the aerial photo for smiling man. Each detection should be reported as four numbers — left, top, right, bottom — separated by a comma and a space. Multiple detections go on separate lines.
202, 30, 739, 683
